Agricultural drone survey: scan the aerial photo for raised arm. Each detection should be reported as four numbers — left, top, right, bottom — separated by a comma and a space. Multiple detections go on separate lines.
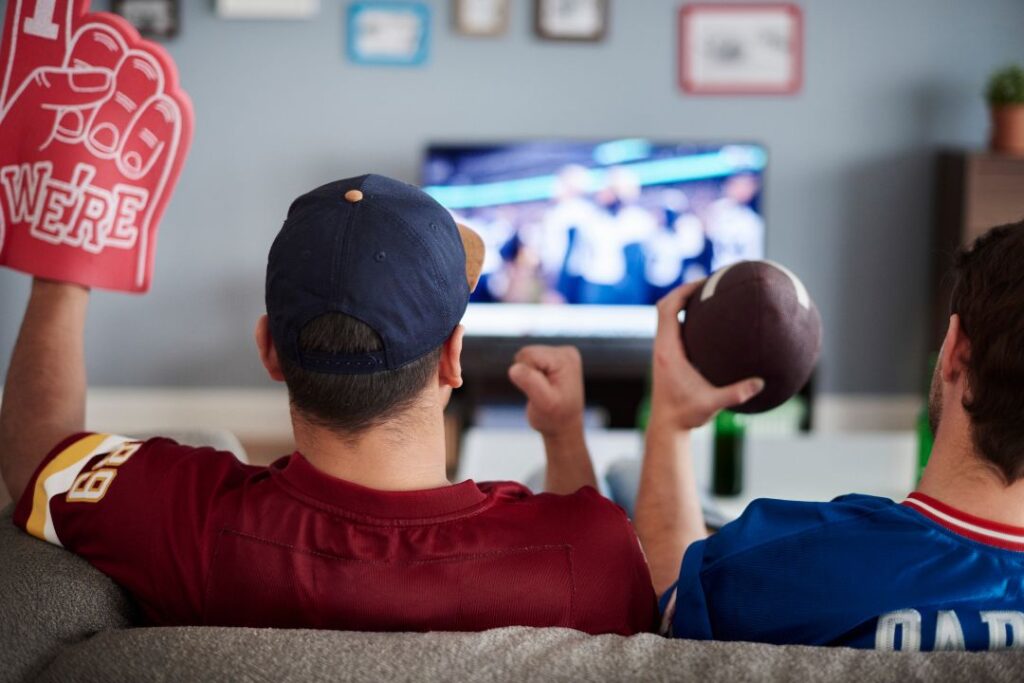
509, 345, 598, 494
0, 279, 89, 502
635, 283, 764, 597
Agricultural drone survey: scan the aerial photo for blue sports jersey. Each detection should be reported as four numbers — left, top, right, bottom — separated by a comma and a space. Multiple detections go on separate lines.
663, 492, 1024, 651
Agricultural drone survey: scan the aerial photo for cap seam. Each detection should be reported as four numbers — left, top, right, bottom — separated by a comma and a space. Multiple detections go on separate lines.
333, 201, 353, 309
371, 202, 454, 329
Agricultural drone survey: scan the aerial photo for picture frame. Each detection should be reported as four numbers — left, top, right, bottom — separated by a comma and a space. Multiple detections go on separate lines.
111, 0, 180, 39
679, 3, 803, 95
347, 2, 431, 66
454, 0, 510, 37
534, 0, 609, 42
215, 0, 320, 20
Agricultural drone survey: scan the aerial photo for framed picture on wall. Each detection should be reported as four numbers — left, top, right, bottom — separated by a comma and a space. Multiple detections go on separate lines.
347, 2, 430, 66
454, 0, 510, 37
111, 0, 180, 39
216, 0, 320, 20
679, 3, 803, 95
534, 0, 608, 42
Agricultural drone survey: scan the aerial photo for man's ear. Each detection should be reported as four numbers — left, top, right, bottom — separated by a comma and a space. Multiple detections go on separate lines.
939, 314, 971, 385
255, 315, 286, 382
439, 325, 465, 390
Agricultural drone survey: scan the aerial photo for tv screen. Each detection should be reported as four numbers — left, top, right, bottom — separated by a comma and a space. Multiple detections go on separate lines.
422, 140, 767, 337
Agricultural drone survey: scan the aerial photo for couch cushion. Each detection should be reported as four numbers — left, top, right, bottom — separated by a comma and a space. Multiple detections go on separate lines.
0, 505, 135, 683
38, 624, 1024, 682
0, 429, 249, 682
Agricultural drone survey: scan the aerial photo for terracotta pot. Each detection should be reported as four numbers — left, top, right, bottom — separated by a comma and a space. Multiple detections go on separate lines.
991, 104, 1024, 154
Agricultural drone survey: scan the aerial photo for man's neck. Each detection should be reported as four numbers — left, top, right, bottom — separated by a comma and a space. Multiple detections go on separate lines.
291, 408, 450, 492
917, 414, 1024, 527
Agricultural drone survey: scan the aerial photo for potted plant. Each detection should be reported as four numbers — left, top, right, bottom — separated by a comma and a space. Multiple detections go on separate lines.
987, 65, 1024, 154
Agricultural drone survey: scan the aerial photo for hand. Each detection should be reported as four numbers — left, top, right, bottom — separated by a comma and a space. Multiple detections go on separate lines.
510, 345, 596, 493
651, 282, 764, 430
0, 0, 192, 292
508, 345, 585, 439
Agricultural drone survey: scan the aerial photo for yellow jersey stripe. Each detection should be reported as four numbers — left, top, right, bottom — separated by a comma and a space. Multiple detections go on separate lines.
25, 433, 109, 544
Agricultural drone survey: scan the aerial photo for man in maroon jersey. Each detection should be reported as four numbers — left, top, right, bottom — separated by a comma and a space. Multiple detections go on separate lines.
0, 174, 656, 634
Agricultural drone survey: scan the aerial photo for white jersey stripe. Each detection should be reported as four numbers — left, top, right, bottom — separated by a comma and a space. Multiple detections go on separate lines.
34, 434, 132, 547
903, 497, 1024, 546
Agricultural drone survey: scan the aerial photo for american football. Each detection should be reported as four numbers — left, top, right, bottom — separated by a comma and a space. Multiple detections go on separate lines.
683, 260, 822, 414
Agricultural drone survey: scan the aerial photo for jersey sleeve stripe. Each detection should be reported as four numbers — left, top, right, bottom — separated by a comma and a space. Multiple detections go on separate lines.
24, 433, 129, 546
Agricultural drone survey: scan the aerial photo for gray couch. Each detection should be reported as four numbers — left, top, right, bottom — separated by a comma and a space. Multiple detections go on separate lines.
2, 433, 1022, 682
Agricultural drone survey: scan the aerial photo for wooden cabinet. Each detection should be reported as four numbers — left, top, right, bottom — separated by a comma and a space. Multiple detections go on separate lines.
932, 151, 1024, 347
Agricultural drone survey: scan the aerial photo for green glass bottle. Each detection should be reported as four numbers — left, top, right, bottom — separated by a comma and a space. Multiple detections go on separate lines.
916, 406, 933, 484
713, 410, 744, 496
916, 353, 938, 484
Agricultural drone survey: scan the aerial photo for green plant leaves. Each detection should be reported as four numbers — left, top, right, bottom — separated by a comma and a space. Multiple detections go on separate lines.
987, 65, 1024, 106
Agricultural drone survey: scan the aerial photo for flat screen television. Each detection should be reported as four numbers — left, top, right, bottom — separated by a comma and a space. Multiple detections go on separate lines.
422, 140, 767, 338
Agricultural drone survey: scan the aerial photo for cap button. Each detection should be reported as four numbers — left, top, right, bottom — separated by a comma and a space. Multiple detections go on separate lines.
344, 189, 364, 203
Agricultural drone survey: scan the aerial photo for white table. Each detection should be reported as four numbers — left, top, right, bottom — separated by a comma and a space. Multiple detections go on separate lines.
458, 428, 918, 523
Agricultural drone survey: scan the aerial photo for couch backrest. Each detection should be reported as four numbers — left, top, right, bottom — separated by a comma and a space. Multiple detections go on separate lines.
4, 503, 1024, 682
0, 506, 135, 683
34, 623, 1024, 683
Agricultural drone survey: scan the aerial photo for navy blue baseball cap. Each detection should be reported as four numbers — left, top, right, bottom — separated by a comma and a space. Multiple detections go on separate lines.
265, 174, 484, 375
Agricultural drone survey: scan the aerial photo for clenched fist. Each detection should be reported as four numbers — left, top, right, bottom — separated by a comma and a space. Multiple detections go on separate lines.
509, 344, 596, 494
508, 345, 585, 439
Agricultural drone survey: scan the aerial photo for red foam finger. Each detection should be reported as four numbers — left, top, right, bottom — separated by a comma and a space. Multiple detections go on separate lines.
85, 50, 162, 157
0, 65, 110, 163
54, 108, 83, 137
56, 24, 126, 138
0, 0, 81, 110
66, 23, 126, 69
119, 94, 179, 180
0, 1, 194, 293
31, 65, 111, 108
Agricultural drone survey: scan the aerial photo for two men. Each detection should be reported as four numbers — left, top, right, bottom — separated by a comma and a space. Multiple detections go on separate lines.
3, 170, 1024, 650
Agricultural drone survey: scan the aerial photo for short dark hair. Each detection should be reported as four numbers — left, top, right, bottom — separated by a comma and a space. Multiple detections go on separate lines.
280, 313, 441, 437
950, 220, 1024, 483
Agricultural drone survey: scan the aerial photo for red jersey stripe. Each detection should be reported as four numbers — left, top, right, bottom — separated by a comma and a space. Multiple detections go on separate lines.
902, 492, 1024, 552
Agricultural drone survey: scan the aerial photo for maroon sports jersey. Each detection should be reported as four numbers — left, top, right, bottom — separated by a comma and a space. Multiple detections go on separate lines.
14, 433, 656, 634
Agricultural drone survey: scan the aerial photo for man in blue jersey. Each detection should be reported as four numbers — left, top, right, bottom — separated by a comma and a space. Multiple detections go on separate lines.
634, 222, 1024, 651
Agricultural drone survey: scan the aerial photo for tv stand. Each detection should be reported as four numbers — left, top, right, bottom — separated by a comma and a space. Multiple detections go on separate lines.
459, 336, 653, 429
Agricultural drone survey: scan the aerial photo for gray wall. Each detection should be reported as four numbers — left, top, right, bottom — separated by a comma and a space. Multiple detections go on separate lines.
1, 0, 1023, 393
